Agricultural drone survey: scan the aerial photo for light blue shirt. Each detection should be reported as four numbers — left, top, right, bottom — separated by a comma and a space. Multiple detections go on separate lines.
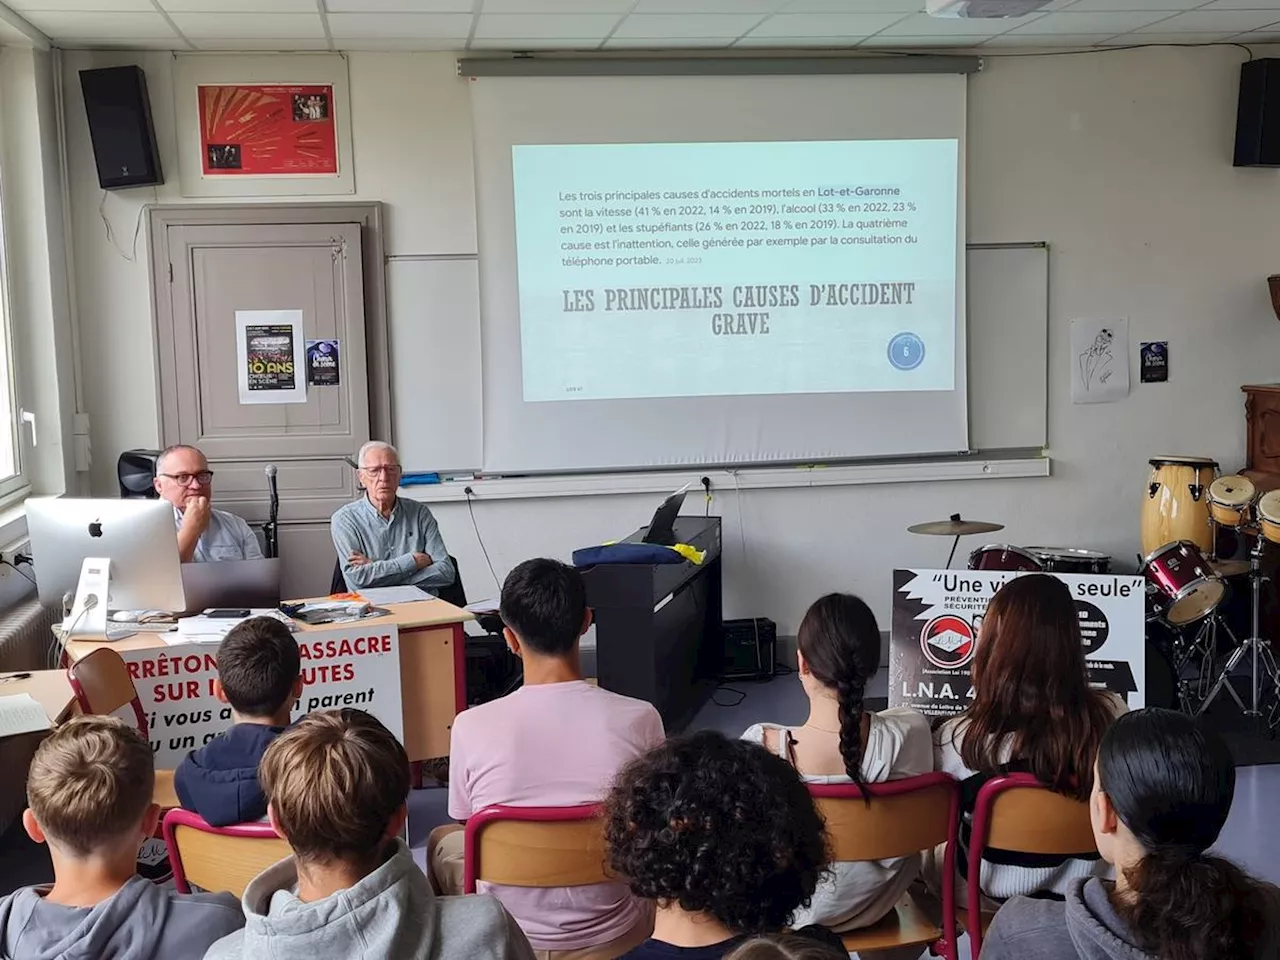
174, 506, 264, 563
330, 495, 455, 592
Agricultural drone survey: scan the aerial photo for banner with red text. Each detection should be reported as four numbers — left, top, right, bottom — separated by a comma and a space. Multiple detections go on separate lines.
122, 624, 401, 768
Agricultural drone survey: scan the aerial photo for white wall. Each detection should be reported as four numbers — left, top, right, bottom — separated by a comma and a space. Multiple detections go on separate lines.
61, 46, 1280, 632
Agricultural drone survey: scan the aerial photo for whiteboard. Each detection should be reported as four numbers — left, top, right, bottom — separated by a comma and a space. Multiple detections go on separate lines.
386, 243, 1048, 473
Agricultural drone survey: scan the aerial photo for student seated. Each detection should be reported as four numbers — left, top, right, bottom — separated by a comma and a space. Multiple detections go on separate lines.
932, 574, 1125, 902
981, 708, 1280, 960
723, 933, 848, 960
742, 593, 931, 931
0, 716, 245, 960
430, 558, 664, 958
175, 616, 302, 826
603, 730, 830, 960
205, 708, 534, 960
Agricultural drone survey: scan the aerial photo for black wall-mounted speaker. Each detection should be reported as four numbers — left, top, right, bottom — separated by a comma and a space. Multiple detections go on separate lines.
1235, 58, 1280, 168
79, 66, 163, 189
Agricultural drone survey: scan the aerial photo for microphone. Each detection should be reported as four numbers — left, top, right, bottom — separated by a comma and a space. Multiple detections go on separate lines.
265, 464, 280, 559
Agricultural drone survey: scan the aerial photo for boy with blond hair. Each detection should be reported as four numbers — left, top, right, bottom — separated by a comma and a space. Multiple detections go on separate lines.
205, 708, 533, 960
0, 715, 245, 960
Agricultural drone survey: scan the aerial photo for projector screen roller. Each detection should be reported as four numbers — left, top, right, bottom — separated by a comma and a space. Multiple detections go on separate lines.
514, 139, 958, 403
470, 74, 968, 472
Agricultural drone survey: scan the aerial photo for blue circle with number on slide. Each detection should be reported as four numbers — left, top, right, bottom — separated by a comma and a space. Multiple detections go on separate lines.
887, 332, 926, 371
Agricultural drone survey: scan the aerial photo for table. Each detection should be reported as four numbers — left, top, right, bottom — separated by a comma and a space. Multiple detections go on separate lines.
0, 669, 75, 726
0, 669, 75, 833
63, 599, 474, 762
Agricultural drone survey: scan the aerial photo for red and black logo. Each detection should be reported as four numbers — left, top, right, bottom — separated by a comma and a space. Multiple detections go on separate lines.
920, 615, 976, 669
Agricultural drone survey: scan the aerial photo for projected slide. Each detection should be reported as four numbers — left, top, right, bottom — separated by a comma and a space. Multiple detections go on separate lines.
512, 139, 959, 403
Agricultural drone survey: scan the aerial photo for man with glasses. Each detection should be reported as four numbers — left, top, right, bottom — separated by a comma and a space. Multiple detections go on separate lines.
153, 444, 264, 563
330, 441, 456, 593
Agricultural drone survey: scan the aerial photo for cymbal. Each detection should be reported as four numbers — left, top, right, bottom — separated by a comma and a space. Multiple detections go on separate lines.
1209, 559, 1250, 578
908, 518, 1005, 537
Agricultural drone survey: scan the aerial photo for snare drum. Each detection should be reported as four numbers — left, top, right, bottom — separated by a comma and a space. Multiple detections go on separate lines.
1258, 490, 1280, 544
968, 544, 1044, 572
1023, 546, 1112, 575
1140, 540, 1225, 626
1141, 456, 1218, 556
1208, 474, 1256, 529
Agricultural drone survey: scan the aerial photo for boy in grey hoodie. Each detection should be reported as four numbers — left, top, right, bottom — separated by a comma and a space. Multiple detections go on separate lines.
204, 708, 534, 960
0, 715, 245, 960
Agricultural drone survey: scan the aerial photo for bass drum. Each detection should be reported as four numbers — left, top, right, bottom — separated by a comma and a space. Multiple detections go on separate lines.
1140, 456, 1217, 556
1024, 546, 1112, 575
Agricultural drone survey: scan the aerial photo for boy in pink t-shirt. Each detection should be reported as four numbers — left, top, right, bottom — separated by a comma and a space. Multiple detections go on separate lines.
429, 558, 664, 959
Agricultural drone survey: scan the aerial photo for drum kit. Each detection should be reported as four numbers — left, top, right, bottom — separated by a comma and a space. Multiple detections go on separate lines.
906, 455, 1280, 727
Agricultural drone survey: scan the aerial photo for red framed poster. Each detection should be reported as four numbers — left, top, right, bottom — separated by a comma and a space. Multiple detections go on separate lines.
198, 83, 338, 177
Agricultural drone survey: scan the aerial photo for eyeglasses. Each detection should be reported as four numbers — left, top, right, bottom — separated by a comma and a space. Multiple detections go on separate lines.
360, 465, 401, 478
159, 471, 214, 486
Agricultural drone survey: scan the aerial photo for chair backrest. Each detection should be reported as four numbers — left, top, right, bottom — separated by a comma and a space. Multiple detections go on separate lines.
67, 647, 148, 736
163, 808, 292, 897
436, 556, 466, 609
810, 772, 960, 861
966, 773, 1097, 960
463, 803, 609, 894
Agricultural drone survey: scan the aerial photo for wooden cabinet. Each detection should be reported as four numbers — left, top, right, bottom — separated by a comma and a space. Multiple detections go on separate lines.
1243, 385, 1280, 493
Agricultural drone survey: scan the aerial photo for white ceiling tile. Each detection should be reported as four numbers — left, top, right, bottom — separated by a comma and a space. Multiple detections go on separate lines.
1136, 10, 1280, 32
337, 36, 464, 47
1002, 10, 1177, 33
783, 0, 924, 10
326, 11, 472, 36
474, 13, 618, 38
749, 12, 907, 36
1066, 0, 1204, 9
481, 0, 631, 8
860, 33, 984, 46
1100, 31, 1238, 43
7, 0, 152, 11
876, 13, 1011, 35
59, 35, 184, 47
604, 35, 742, 46
170, 12, 325, 38
469, 37, 600, 48
1199, 1, 1280, 9
22, 9, 179, 39
632, 0, 786, 11
159, 0, 317, 10
611, 13, 766, 38
192, 37, 332, 49
979, 32, 1117, 46
733, 33, 865, 45
322, 0, 471, 8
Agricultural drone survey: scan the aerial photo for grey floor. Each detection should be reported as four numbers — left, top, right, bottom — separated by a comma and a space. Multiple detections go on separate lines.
3, 669, 1278, 894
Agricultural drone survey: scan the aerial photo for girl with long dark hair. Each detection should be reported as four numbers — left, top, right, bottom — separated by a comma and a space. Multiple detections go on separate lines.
934, 574, 1123, 901
981, 708, 1279, 960
742, 593, 932, 930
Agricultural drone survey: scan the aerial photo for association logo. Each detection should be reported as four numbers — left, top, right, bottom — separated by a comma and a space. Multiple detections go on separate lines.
920, 615, 976, 669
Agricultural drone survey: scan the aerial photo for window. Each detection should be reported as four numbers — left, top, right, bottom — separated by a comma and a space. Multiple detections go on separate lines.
0, 171, 24, 499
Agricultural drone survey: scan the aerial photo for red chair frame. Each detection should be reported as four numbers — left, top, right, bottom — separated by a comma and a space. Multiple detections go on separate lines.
809, 772, 960, 960
162, 807, 285, 894
965, 772, 1096, 960
66, 648, 149, 735
463, 802, 603, 895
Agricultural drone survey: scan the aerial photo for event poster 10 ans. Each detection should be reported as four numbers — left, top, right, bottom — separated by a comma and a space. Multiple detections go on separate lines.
889, 568, 1147, 718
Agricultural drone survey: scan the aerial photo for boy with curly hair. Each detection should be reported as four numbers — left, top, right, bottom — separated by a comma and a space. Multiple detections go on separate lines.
603, 730, 831, 960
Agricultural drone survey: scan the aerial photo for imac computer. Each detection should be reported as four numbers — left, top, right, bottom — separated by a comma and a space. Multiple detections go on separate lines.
26, 497, 185, 639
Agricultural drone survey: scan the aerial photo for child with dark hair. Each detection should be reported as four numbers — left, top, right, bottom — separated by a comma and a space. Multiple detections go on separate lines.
175, 616, 302, 825
430, 558, 663, 957
723, 934, 847, 960
742, 593, 931, 931
982, 708, 1280, 960
604, 730, 830, 960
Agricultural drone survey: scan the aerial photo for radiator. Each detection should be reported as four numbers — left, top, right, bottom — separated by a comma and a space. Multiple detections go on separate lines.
0, 597, 60, 836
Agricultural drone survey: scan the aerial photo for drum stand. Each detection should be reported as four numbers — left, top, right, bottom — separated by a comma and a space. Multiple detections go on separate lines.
1196, 536, 1280, 726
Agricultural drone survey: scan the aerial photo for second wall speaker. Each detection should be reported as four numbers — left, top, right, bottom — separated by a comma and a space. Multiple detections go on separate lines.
79, 65, 163, 189
1235, 58, 1280, 168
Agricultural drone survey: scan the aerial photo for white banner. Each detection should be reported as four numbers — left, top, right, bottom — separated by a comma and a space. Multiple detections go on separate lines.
889, 568, 1146, 718
122, 624, 402, 768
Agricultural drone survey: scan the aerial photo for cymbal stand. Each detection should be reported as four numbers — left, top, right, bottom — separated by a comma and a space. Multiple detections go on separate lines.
1196, 535, 1280, 725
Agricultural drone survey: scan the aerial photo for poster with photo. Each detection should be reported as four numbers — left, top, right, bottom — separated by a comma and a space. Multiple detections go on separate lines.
306, 338, 341, 386
235, 309, 307, 404
889, 568, 1146, 718
198, 83, 338, 177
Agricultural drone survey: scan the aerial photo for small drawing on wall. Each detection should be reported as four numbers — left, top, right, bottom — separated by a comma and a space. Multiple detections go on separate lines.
1071, 318, 1129, 404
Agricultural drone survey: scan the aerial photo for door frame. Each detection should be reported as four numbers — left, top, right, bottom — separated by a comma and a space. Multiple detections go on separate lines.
147, 202, 391, 447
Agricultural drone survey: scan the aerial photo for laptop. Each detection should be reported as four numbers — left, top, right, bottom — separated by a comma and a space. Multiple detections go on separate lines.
180, 558, 283, 615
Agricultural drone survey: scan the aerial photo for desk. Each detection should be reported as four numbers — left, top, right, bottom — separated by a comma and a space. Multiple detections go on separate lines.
0, 670, 75, 726
0, 669, 74, 834
64, 599, 474, 762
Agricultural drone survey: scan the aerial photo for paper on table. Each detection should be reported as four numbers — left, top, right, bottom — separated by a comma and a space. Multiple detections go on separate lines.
357, 586, 432, 605
1070, 318, 1129, 404
0, 694, 51, 737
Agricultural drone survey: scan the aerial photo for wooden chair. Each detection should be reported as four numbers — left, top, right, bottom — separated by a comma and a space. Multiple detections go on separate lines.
463, 803, 609, 895
963, 773, 1098, 960
163, 808, 291, 898
66, 647, 179, 809
809, 773, 960, 960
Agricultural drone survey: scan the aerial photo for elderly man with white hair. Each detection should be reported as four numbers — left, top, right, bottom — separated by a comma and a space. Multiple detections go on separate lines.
330, 441, 456, 593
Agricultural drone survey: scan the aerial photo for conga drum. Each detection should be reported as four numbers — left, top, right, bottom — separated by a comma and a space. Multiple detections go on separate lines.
1141, 456, 1218, 556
